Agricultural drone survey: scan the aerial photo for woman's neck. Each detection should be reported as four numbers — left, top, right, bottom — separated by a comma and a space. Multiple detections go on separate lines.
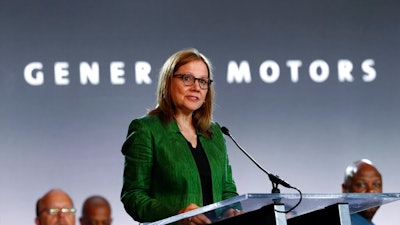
175, 114, 194, 131
175, 113, 197, 148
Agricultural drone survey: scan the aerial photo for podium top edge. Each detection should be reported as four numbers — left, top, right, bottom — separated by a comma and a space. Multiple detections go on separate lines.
245, 192, 400, 198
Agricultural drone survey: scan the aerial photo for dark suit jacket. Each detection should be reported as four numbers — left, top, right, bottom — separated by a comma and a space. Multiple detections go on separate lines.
121, 114, 238, 222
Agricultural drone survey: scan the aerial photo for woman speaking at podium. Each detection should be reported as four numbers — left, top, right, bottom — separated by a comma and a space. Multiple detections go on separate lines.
121, 48, 239, 224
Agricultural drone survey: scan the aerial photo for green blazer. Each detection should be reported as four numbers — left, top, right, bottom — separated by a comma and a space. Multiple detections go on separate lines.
121, 115, 238, 222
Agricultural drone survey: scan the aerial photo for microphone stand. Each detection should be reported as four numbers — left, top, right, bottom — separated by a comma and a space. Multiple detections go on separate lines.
221, 126, 290, 193
221, 126, 303, 213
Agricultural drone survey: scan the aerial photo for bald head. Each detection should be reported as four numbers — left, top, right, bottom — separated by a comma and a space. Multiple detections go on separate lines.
342, 159, 383, 222
342, 159, 382, 192
35, 189, 75, 225
80, 196, 112, 225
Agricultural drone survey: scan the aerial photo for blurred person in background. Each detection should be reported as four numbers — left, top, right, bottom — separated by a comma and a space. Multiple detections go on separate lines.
342, 159, 383, 225
35, 188, 76, 225
80, 195, 112, 225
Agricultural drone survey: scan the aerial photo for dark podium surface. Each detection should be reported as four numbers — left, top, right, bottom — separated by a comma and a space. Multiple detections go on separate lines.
143, 193, 400, 225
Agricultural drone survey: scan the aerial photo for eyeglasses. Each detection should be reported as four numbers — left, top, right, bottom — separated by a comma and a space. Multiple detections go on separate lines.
40, 208, 76, 215
173, 74, 213, 90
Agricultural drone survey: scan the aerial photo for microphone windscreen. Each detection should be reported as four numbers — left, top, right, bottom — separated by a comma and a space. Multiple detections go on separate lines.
220, 126, 230, 136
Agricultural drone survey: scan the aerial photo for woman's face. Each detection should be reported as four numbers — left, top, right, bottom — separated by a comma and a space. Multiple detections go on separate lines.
170, 59, 209, 115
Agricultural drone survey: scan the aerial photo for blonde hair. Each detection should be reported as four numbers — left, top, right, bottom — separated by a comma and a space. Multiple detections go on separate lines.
148, 48, 215, 138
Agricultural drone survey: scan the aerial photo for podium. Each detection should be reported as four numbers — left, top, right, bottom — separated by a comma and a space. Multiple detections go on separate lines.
143, 193, 400, 225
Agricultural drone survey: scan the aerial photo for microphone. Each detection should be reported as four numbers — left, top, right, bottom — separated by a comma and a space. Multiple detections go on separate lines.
221, 126, 293, 193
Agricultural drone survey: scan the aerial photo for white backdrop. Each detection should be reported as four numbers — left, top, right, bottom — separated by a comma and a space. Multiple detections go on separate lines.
0, 1, 399, 225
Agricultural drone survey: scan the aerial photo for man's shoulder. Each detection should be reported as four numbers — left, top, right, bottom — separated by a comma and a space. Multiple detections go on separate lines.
350, 213, 375, 225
